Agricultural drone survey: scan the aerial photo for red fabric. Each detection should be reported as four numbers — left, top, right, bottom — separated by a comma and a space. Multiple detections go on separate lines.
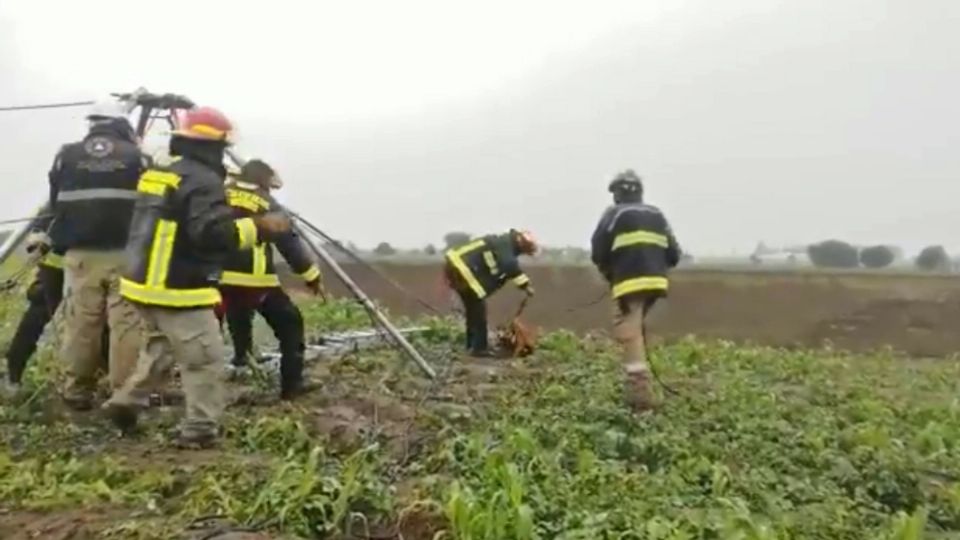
216, 286, 271, 319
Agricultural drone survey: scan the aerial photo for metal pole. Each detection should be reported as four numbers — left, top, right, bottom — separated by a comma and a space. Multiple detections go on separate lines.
293, 219, 436, 379
222, 149, 436, 379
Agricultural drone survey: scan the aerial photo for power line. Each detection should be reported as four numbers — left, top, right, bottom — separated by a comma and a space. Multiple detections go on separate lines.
0, 100, 94, 112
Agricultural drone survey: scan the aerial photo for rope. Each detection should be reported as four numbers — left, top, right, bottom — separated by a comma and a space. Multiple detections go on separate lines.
0, 100, 95, 112
640, 306, 680, 397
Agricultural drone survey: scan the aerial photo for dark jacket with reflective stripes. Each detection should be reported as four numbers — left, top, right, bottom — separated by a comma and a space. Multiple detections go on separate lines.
221, 181, 320, 288
445, 232, 531, 299
590, 202, 680, 299
120, 144, 259, 308
49, 123, 149, 251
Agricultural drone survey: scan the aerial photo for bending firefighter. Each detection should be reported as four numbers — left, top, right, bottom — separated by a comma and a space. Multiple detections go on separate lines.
219, 159, 324, 400
104, 107, 291, 447
49, 100, 150, 410
591, 170, 680, 413
444, 230, 537, 357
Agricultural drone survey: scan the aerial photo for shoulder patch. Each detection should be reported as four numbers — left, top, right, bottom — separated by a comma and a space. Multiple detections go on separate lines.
226, 188, 271, 212
84, 137, 114, 158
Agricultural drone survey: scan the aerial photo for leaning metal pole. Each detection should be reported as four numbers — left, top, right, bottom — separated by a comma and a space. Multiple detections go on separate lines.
223, 149, 436, 379
0, 211, 41, 270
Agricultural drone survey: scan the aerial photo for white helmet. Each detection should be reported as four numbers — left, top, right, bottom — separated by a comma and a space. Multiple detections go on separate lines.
86, 99, 130, 121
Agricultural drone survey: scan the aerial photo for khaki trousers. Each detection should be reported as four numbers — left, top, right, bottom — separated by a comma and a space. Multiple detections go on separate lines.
108, 306, 225, 437
61, 249, 141, 398
612, 297, 650, 374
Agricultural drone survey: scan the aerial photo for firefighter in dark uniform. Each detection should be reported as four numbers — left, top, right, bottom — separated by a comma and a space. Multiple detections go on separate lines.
590, 170, 680, 413
104, 107, 291, 447
219, 159, 323, 400
444, 229, 538, 357
2, 208, 65, 395
3, 222, 112, 399
49, 100, 150, 409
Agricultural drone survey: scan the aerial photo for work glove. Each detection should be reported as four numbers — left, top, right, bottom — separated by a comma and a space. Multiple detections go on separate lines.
25, 231, 51, 255
253, 212, 292, 236
306, 278, 327, 301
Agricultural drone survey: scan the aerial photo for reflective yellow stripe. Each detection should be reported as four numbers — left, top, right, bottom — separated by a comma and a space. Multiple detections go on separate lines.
450, 239, 486, 257
253, 244, 267, 275
146, 220, 177, 288
137, 170, 181, 195
226, 189, 271, 212
445, 239, 488, 298
300, 265, 321, 282
483, 251, 498, 273
512, 274, 530, 287
235, 218, 257, 250
219, 271, 281, 287
612, 230, 669, 250
120, 278, 221, 307
611, 277, 669, 298
40, 253, 64, 269
155, 221, 177, 287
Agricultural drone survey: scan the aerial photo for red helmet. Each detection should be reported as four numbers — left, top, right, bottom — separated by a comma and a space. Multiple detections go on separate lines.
173, 106, 234, 143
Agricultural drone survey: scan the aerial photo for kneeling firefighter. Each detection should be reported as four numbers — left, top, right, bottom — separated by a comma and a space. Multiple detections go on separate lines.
219, 159, 324, 400
444, 230, 537, 357
590, 170, 680, 413
105, 107, 291, 447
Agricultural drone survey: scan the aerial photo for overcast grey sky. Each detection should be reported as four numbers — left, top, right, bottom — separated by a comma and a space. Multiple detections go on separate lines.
1, 0, 957, 255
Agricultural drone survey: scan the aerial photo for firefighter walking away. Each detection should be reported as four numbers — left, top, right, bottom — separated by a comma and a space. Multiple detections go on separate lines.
444, 229, 537, 357
104, 107, 291, 447
591, 170, 680, 413
219, 159, 324, 400
49, 100, 150, 410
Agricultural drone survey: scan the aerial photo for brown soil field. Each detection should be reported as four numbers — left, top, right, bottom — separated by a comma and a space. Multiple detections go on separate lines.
297, 262, 960, 357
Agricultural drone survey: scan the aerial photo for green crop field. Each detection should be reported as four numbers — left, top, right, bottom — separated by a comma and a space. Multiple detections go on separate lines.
0, 294, 958, 539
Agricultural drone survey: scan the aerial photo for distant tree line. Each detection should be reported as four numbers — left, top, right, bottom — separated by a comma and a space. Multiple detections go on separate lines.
807, 240, 951, 271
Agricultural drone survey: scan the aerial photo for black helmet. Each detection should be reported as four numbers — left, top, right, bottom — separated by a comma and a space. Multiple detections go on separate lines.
239, 159, 278, 190
608, 169, 643, 196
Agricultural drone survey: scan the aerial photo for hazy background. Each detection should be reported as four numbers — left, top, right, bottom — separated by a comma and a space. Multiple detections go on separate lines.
1, 0, 957, 256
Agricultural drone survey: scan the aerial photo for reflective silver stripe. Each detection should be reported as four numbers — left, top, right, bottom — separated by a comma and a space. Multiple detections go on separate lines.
57, 188, 138, 202
606, 204, 661, 232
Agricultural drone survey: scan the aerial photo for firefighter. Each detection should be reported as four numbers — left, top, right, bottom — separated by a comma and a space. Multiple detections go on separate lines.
219, 159, 323, 400
104, 107, 291, 447
4, 218, 109, 397
444, 230, 537, 357
590, 170, 680, 413
2, 208, 109, 399
49, 100, 150, 410
2, 210, 64, 396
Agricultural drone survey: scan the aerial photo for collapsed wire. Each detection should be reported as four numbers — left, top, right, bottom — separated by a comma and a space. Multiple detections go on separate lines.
289, 211, 445, 316
0, 100, 95, 112
0, 252, 42, 293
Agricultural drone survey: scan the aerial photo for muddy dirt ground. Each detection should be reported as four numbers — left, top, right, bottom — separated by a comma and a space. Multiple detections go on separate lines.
298, 263, 960, 357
